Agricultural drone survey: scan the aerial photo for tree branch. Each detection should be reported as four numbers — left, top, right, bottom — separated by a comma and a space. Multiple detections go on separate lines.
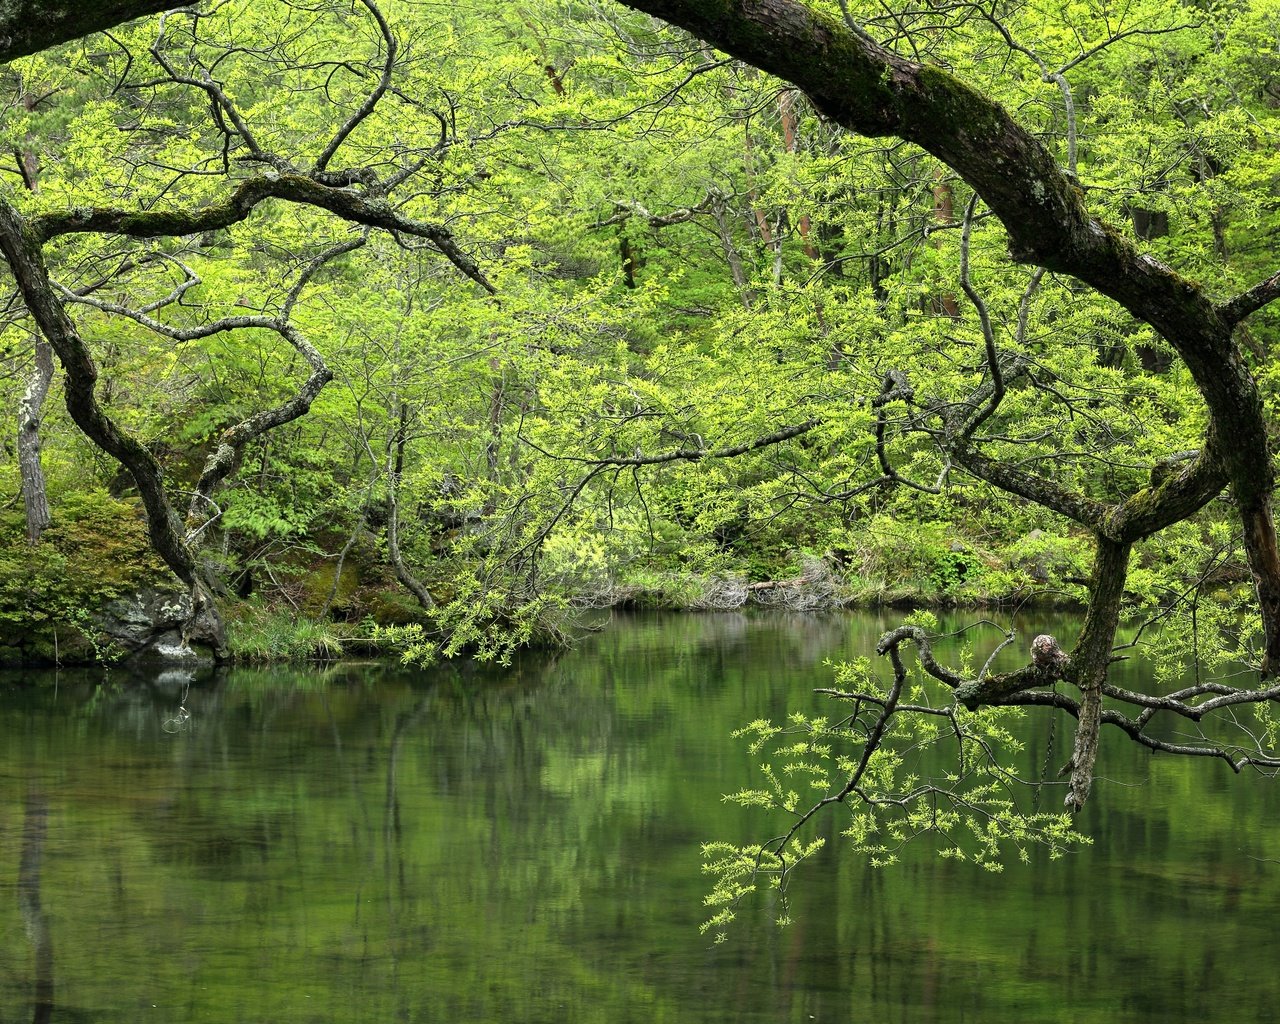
0, 0, 179, 65
0, 195, 227, 655
34, 172, 496, 293
1221, 269, 1280, 326
313, 0, 397, 173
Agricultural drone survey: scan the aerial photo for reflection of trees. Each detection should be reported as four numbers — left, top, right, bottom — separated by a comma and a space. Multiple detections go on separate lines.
18, 793, 53, 1024
4, 615, 1280, 1021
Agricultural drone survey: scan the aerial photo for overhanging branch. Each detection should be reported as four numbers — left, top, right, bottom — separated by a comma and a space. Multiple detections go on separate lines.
34, 172, 495, 294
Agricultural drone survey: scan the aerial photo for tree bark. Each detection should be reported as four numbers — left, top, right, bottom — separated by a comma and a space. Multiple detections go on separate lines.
386, 403, 435, 611
1063, 537, 1131, 811
17, 334, 52, 543
778, 89, 819, 261
14, 82, 52, 544
710, 192, 755, 307
931, 166, 959, 316
0, 0, 180, 64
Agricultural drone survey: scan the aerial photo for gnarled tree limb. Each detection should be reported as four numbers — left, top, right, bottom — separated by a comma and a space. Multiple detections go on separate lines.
0, 195, 227, 655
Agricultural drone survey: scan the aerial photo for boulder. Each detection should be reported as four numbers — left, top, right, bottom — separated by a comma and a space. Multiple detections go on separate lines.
97, 589, 215, 665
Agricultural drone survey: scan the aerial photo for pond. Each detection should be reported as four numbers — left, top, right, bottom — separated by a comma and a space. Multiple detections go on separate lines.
0, 610, 1276, 1023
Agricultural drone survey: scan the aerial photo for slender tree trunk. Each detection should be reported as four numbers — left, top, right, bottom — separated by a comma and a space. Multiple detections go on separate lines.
15, 84, 53, 544
710, 194, 755, 307
742, 127, 775, 246
619, 233, 639, 288
931, 167, 960, 317
18, 335, 53, 543
779, 90, 819, 261
386, 403, 435, 611
485, 356, 505, 491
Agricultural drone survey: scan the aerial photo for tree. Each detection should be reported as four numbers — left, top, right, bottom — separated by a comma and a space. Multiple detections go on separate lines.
538, 0, 1280, 931
0, 0, 495, 655
7, 0, 1280, 855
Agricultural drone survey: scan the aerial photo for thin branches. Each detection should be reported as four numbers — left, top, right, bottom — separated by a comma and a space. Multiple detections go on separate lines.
957, 194, 1001, 438
521, 418, 820, 469
313, 0, 396, 173
57, 234, 366, 532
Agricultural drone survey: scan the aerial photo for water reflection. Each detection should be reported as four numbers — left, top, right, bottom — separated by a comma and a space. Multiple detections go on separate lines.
0, 611, 1276, 1022
19, 793, 53, 1024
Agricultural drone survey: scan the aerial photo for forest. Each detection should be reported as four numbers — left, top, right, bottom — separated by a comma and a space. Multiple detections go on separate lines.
4, 0, 1280, 900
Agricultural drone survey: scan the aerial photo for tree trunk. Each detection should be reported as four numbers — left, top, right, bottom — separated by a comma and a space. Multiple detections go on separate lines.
1064, 537, 1131, 811
931, 167, 959, 317
710, 193, 755, 307
18, 335, 53, 543
14, 83, 53, 544
386, 403, 435, 611
0, 0, 180, 64
616, 0, 1280, 677
778, 89, 819, 261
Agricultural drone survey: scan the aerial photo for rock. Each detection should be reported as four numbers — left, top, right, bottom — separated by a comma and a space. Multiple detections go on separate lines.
96, 589, 215, 665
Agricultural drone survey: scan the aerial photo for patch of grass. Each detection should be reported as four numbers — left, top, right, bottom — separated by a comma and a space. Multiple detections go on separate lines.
227, 606, 352, 663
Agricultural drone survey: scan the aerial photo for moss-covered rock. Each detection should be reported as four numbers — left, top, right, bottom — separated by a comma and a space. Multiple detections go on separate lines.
0, 491, 175, 664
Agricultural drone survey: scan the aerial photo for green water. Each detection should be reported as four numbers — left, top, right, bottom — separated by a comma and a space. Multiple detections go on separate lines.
0, 611, 1277, 1023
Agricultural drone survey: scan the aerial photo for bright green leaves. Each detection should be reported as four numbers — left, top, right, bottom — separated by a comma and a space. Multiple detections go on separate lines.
2, 0, 1277, 682
701, 655, 1089, 939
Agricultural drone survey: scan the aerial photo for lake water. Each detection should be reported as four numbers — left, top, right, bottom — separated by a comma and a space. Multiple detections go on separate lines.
0, 610, 1277, 1022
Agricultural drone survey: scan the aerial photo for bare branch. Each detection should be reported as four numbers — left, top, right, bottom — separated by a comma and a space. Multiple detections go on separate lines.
314, 0, 397, 173
34, 172, 496, 293
1221, 269, 1280, 326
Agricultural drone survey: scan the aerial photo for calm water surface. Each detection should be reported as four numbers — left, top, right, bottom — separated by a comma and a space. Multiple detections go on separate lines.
0, 611, 1277, 1023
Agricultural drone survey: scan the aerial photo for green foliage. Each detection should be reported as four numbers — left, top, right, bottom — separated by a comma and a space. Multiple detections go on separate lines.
700, 657, 1091, 941
2, 0, 1279, 936
4, 0, 1267, 662
0, 492, 171, 662
226, 605, 352, 663
368, 622, 440, 667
